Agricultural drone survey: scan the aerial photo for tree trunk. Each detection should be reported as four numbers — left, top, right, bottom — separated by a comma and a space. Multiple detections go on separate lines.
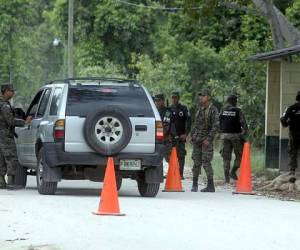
252, 0, 300, 49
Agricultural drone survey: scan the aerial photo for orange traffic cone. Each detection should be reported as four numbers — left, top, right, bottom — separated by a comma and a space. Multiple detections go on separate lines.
93, 157, 125, 216
162, 147, 184, 192
233, 142, 255, 195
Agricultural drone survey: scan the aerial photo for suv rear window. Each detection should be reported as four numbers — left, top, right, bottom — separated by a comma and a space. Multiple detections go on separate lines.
66, 85, 154, 117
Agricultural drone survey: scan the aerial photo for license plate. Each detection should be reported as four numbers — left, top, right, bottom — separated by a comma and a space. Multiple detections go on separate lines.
120, 159, 141, 170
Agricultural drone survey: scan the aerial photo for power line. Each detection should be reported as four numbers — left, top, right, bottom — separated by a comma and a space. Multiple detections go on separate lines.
113, 0, 202, 11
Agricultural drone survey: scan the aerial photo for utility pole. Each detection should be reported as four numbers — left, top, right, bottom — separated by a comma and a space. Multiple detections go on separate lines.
68, 0, 74, 78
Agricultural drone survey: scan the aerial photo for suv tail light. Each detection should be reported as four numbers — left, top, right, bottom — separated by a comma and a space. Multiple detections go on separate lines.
53, 119, 65, 141
155, 121, 164, 142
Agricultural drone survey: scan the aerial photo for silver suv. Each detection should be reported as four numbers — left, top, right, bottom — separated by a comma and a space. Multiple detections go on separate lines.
15, 78, 164, 197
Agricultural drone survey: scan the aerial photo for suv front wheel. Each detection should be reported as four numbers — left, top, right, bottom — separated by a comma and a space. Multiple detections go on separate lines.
36, 148, 57, 195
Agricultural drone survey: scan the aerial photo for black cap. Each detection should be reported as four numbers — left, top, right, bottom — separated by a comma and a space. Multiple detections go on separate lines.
154, 93, 165, 101
198, 89, 211, 96
227, 94, 237, 105
171, 91, 180, 97
296, 91, 300, 101
1, 84, 15, 93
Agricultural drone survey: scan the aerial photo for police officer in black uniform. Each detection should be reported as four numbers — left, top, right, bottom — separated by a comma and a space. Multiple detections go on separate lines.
219, 94, 248, 183
280, 91, 300, 174
168, 91, 191, 179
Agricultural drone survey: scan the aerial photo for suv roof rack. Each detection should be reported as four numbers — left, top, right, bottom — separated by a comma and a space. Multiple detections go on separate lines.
45, 77, 139, 86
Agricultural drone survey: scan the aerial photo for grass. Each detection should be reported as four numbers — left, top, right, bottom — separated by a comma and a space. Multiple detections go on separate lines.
185, 143, 266, 180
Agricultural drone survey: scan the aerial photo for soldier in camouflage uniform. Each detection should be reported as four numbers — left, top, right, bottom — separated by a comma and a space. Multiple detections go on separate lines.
191, 90, 219, 192
168, 91, 191, 179
0, 84, 27, 189
280, 91, 300, 174
219, 94, 248, 183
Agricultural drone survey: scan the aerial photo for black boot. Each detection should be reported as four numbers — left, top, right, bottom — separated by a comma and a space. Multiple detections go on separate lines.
224, 170, 230, 184
0, 175, 6, 189
230, 167, 238, 180
6, 176, 23, 190
201, 178, 215, 192
191, 177, 198, 192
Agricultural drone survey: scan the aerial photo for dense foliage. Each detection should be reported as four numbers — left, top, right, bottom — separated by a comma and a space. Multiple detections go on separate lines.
1, 0, 299, 145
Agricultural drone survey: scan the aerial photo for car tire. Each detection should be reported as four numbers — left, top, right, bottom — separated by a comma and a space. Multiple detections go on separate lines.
137, 179, 160, 197
84, 107, 132, 156
36, 148, 57, 195
15, 163, 27, 188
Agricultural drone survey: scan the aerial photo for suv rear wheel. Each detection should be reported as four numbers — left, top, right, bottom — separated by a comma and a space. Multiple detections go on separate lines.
15, 164, 27, 188
137, 179, 160, 197
36, 148, 57, 195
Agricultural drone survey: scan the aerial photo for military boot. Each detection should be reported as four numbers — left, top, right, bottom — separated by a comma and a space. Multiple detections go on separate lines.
224, 170, 230, 184
6, 176, 23, 190
191, 177, 198, 192
230, 166, 239, 181
0, 175, 6, 189
200, 178, 215, 192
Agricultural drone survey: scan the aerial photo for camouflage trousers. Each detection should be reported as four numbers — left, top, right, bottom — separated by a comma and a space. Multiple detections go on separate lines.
0, 138, 18, 176
288, 136, 300, 171
192, 142, 214, 179
220, 137, 244, 173
165, 140, 186, 177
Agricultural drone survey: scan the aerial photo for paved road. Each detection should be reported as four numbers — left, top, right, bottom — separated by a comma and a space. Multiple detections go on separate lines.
0, 176, 299, 250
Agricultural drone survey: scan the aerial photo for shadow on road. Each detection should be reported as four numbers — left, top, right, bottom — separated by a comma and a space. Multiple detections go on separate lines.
25, 186, 141, 198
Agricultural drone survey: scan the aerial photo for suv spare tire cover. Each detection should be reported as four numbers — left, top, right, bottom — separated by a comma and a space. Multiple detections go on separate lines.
84, 106, 132, 155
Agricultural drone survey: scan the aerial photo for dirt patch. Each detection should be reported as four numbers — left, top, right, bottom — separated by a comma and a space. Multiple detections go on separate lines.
253, 177, 300, 202
214, 175, 300, 201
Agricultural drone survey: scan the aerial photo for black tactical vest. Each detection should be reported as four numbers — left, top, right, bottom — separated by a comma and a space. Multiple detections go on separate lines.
220, 107, 242, 133
170, 104, 187, 135
288, 103, 300, 133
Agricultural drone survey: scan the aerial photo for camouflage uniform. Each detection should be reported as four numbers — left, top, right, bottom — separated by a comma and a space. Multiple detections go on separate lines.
219, 102, 248, 182
191, 103, 219, 180
280, 92, 300, 173
167, 100, 191, 178
0, 95, 20, 177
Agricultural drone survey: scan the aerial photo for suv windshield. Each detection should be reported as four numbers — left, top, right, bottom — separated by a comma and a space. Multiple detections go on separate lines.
66, 85, 154, 117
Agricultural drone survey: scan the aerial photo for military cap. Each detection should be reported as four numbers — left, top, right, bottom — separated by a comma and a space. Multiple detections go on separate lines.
1, 84, 15, 93
171, 91, 180, 97
198, 89, 211, 96
154, 93, 165, 101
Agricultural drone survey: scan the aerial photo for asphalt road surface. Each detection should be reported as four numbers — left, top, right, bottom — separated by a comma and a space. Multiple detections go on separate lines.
1, 176, 299, 250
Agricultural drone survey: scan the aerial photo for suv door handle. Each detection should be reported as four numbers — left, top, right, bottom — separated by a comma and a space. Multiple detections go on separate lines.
135, 125, 147, 131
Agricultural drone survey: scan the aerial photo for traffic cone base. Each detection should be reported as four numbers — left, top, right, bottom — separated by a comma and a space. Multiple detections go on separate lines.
163, 147, 184, 192
93, 157, 125, 216
93, 211, 125, 216
162, 189, 185, 192
232, 191, 256, 195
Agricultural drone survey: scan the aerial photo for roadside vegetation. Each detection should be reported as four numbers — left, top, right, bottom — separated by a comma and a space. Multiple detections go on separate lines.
1, 0, 300, 149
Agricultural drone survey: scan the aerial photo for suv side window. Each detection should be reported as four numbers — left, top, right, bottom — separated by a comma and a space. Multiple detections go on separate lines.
49, 87, 63, 115
36, 88, 51, 118
26, 90, 44, 118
